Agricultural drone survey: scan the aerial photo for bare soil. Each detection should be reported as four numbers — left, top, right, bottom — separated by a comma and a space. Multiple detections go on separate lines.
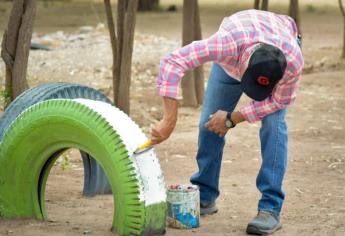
1, 1, 345, 235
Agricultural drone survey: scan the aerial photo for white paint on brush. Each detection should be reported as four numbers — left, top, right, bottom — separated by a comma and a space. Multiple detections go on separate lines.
74, 99, 166, 206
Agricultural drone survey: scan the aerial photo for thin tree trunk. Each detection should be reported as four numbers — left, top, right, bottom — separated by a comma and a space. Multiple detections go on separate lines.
1, 0, 24, 106
104, 0, 138, 113
261, 0, 269, 11
193, 0, 204, 105
339, 0, 345, 58
117, 0, 138, 114
343, 18, 345, 59
254, 0, 260, 9
343, 20, 345, 59
104, 0, 119, 105
115, 0, 126, 105
12, 0, 35, 97
182, 0, 198, 107
1, 0, 36, 107
289, 0, 301, 33
1, 32, 13, 107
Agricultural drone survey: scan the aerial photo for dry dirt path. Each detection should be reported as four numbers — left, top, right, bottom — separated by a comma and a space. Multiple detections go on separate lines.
1, 1, 345, 235
0, 69, 344, 236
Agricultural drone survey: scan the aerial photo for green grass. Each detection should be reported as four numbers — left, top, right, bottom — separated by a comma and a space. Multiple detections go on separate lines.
0, 88, 12, 109
54, 152, 72, 171
306, 4, 317, 13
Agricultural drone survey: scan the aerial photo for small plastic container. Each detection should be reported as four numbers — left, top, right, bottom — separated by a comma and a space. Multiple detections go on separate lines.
167, 184, 200, 229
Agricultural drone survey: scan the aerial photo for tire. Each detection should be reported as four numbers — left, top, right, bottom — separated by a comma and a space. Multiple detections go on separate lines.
0, 83, 112, 196
0, 99, 167, 236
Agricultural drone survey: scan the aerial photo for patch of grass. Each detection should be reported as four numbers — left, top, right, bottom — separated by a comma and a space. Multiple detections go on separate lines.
61, 154, 72, 170
0, 89, 12, 108
55, 153, 72, 171
306, 4, 316, 13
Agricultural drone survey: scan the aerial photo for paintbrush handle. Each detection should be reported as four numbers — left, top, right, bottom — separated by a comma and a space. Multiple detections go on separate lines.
138, 139, 153, 149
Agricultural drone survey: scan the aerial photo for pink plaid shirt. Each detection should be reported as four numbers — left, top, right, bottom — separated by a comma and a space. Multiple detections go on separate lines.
156, 10, 304, 123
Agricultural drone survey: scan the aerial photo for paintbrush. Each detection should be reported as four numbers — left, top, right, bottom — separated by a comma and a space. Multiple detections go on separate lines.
133, 139, 154, 155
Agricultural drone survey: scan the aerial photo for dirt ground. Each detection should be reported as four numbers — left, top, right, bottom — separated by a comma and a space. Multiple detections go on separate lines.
0, 1, 345, 235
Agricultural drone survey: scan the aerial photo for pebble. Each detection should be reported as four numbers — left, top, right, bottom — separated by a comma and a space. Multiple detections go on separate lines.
78, 26, 94, 34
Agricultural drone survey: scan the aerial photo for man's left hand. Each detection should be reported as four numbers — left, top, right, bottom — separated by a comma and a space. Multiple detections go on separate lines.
205, 110, 229, 137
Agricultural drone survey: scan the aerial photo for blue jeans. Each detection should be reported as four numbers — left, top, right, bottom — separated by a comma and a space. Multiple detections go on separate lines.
190, 63, 288, 215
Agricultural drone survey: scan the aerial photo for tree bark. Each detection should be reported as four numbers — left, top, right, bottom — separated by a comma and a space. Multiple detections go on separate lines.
289, 0, 301, 33
117, 0, 138, 114
104, 0, 119, 105
343, 19, 345, 59
1, 0, 36, 107
116, 0, 126, 105
104, 0, 138, 114
182, 0, 198, 107
138, 0, 159, 11
193, 0, 204, 105
254, 0, 260, 9
339, 0, 345, 58
261, 0, 269, 11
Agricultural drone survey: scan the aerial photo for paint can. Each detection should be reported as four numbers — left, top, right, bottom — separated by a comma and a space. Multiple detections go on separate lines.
167, 184, 200, 229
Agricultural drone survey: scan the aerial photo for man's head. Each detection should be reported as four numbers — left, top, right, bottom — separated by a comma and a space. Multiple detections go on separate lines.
241, 44, 287, 101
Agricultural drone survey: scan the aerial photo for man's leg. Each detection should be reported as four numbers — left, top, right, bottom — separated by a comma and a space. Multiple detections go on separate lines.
247, 108, 288, 234
190, 63, 243, 206
257, 108, 288, 214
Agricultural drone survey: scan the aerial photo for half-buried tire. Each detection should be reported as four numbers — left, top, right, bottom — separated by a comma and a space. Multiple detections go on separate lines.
0, 99, 167, 236
0, 83, 112, 196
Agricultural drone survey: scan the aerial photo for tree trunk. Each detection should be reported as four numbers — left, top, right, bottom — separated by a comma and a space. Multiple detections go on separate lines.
182, 0, 198, 107
117, 0, 138, 114
289, 0, 301, 33
261, 0, 269, 11
1, 0, 36, 108
138, 0, 159, 11
254, 0, 260, 9
193, 0, 204, 105
104, 0, 118, 105
339, 0, 345, 58
343, 19, 345, 59
104, 0, 138, 114
116, 0, 126, 105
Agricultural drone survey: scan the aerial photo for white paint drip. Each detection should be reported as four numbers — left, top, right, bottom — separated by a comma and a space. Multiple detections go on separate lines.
74, 99, 166, 206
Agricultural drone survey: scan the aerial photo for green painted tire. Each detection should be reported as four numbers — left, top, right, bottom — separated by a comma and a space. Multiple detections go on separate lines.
0, 99, 167, 236
0, 82, 113, 196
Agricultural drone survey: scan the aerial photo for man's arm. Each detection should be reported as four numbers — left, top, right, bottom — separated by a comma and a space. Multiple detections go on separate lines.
156, 32, 236, 99
151, 100, 245, 143
240, 74, 301, 123
231, 111, 246, 124
151, 32, 236, 144
150, 97, 178, 144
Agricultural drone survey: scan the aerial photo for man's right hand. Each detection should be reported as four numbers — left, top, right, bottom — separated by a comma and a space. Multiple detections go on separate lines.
150, 97, 178, 145
151, 118, 176, 144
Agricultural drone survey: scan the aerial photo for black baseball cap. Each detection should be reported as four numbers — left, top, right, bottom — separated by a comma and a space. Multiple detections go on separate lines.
241, 44, 287, 101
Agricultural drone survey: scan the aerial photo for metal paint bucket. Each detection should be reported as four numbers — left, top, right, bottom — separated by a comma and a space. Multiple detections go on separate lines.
167, 184, 200, 229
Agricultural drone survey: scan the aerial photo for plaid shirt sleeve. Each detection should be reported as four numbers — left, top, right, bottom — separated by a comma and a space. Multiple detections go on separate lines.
240, 72, 301, 123
156, 32, 236, 99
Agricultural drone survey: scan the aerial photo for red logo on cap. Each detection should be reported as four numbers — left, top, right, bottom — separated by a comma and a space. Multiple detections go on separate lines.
257, 76, 270, 86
